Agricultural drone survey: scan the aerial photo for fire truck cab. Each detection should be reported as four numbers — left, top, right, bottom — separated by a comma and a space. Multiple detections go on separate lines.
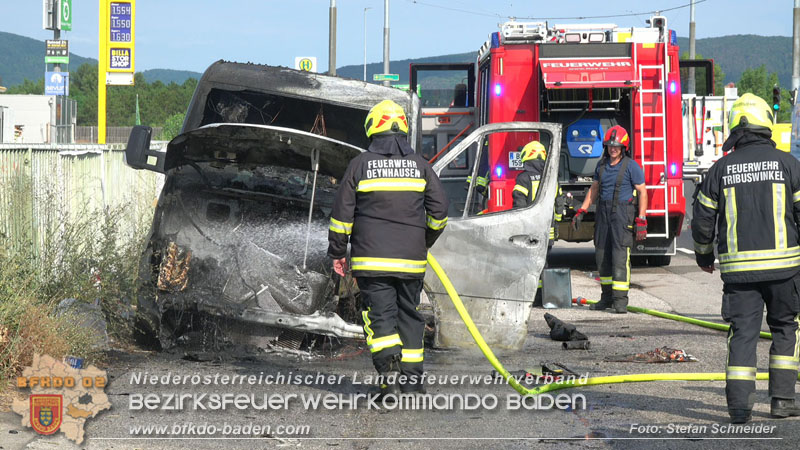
414, 15, 686, 266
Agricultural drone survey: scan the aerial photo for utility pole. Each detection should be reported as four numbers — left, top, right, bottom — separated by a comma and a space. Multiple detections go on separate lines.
329, 0, 337, 76
51, 1, 62, 144
688, 0, 696, 94
793, 0, 800, 94
364, 7, 371, 81
383, 0, 390, 86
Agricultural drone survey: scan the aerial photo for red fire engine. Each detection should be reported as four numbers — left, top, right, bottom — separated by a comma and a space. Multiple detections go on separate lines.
413, 15, 685, 266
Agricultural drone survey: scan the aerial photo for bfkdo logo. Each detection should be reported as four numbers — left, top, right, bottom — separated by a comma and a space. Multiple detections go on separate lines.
30, 395, 62, 435
12, 354, 111, 444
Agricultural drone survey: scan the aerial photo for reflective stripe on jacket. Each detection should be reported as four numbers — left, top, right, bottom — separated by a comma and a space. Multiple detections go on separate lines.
327, 145, 450, 279
691, 133, 800, 283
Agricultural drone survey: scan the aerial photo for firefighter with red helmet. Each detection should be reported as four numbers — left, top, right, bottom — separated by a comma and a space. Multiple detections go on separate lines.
692, 93, 800, 423
573, 125, 648, 313
328, 99, 450, 397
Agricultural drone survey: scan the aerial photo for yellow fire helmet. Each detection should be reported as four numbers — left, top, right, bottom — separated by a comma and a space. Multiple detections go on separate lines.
520, 140, 547, 162
729, 93, 774, 133
364, 99, 409, 138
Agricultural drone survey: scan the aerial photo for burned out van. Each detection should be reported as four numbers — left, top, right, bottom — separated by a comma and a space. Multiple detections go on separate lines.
125, 60, 560, 352
125, 61, 421, 349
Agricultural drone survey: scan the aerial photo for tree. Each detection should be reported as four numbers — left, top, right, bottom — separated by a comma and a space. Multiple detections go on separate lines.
69, 63, 98, 125
737, 65, 790, 122
24, 63, 198, 128
159, 112, 185, 141
4, 78, 44, 95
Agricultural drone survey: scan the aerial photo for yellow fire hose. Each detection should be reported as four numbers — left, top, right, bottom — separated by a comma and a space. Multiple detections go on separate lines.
573, 297, 773, 340
426, 252, 787, 396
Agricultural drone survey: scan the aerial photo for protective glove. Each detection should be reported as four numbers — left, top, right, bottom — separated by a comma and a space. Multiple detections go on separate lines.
695, 250, 715, 271
634, 217, 647, 241
571, 209, 587, 231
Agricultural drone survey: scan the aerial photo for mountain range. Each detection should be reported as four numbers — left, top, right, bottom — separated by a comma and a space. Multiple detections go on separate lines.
1, 30, 794, 88
0, 31, 202, 87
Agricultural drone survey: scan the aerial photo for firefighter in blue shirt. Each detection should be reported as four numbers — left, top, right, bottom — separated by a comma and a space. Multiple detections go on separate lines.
573, 125, 648, 313
328, 100, 450, 397
692, 93, 800, 423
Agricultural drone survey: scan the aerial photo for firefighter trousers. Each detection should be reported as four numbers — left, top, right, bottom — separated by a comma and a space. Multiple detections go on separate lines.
594, 199, 635, 302
722, 276, 800, 411
358, 276, 425, 386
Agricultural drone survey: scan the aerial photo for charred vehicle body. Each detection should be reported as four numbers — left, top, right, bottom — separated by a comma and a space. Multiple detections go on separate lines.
125, 61, 559, 352
125, 61, 420, 349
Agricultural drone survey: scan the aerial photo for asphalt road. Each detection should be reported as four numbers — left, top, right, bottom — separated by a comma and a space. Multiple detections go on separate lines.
2, 243, 798, 449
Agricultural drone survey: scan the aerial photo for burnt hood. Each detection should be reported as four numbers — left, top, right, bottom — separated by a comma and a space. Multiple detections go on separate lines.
164, 123, 364, 179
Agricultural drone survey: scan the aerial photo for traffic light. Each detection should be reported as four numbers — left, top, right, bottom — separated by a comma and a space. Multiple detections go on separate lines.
772, 86, 781, 112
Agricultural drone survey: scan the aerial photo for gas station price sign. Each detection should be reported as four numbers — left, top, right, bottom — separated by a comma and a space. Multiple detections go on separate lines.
110, 2, 132, 42
105, 0, 134, 74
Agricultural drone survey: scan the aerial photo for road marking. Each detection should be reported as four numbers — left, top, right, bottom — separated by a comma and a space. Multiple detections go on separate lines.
677, 247, 718, 264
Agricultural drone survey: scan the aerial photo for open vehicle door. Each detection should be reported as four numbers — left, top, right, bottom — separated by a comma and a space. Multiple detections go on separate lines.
425, 122, 562, 350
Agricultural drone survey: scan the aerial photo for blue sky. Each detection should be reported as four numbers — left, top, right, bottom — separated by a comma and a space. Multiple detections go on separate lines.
1, 0, 794, 72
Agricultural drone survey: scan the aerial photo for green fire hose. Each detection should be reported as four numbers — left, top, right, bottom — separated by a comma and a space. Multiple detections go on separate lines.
426, 252, 789, 396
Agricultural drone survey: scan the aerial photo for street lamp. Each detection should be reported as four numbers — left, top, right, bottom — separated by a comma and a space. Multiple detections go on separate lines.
364, 7, 371, 81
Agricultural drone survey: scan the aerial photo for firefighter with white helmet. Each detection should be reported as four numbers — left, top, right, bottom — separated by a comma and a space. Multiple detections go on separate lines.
573, 125, 648, 313
328, 99, 449, 397
692, 93, 800, 423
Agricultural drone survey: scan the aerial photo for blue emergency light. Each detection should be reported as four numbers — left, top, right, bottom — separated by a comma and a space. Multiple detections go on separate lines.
494, 84, 503, 96
495, 165, 503, 178
670, 163, 678, 176
669, 81, 677, 94
491, 32, 501, 48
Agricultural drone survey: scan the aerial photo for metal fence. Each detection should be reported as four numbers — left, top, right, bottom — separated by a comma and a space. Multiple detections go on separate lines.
54, 96, 77, 144
0, 143, 164, 257
75, 126, 164, 144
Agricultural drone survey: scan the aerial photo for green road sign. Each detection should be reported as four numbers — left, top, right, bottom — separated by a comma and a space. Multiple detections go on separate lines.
60, 0, 72, 31
373, 73, 400, 82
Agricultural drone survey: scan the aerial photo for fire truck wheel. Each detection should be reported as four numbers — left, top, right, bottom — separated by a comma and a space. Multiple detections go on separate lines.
630, 256, 648, 267
647, 255, 672, 267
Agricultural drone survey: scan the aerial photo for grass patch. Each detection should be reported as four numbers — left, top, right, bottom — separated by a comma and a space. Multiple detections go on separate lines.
0, 204, 149, 398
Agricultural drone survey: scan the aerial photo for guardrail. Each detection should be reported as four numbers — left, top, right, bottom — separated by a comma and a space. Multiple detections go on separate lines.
0, 143, 165, 257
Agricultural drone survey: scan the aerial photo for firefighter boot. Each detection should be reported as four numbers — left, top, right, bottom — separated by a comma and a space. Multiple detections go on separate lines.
590, 285, 613, 310
729, 409, 752, 424
771, 398, 800, 418
400, 380, 427, 395
612, 292, 628, 314
376, 355, 401, 401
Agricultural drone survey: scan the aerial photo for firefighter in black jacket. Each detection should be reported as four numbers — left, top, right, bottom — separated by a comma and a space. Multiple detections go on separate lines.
692, 93, 800, 423
512, 140, 563, 241
327, 100, 450, 396
512, 140, 563, 305
573, 126, 648, 313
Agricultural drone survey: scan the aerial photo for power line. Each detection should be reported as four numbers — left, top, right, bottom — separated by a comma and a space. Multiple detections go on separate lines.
405, 0, 709, 21
405, 0, 505, 18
